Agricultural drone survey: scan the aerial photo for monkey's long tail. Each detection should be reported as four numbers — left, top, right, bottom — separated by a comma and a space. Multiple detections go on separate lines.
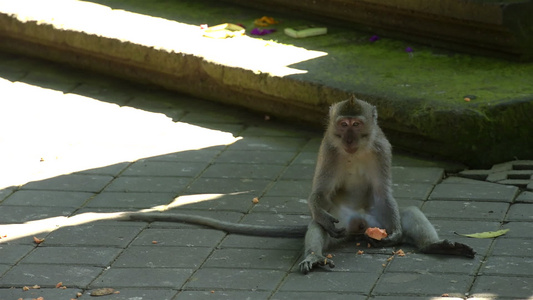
123, 212, 308, 238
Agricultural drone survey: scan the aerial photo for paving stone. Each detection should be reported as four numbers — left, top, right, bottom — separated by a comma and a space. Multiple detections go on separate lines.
291, 151, 317, 165
122, 161, 209, 178
239, 124, 312, 137
179, 110, 245, 124
131, 228, 227, 247
186, 178, 270, 195
429, 220, 502, 238
470, 275, 533, 299
75, 162, 129, 176
141, 148, 223, 163
203, 248, 299, 270
21, 174, 114, 192
104, 176, 191, 193
392, 167, 444, 184
0, 287, 84, 300
0, 264, 102, 288
226, 137, 307, 152
499, 222, 532, 239
220, 235, 303, 250
84, 192, 175, 208
371, 296, 447, 300
491, 238, 533, 257
373, 273, 473, 296
505, 203, 533, 221
0, 244, 36, 265
272, 291, 367, 300
240, 212, 311, 227
300, 138, 322, 152
250, 196, 308, 214
516, 191, 533, 203
280, 164, 315, 181
422, 201, 509, 221
430, 183, 519, 202
0, 206, 77, 224
0, 187, 14, 201
79, 288, 178, 300
185, 268, 285, 291
279, 271, 379, 293
2, 190, 94, 207
386, 253, 482, 275
21, 246, 122, 266
201, 163, 285, 179
174, 193, 255, 213
216, 150, 297, 165
480, 256, 533, 276
396, 198, 424, 208
176, 290, 270, 300
264, 180, 312, 197
91, 267, 193, 288
113, 246, 212, 268
392, 183, 434, 200
44, 224, 144, 247
0, 265, 10, 276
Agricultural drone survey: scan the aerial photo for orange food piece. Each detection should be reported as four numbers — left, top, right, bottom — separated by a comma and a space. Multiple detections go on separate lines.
365, 227, 388, 240
326, 254, 333, 259
252, 197, 259, 204
357, 250, 364, 255
33, 236, 45, 244
395, 249, 405, 256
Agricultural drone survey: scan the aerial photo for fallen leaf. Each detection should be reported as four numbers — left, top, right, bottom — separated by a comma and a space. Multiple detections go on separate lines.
56, 282, 63, 288
357, 250, 364, 255
326, 254, 333, 259
252, 197, 259, 204
91, 288, 115, 296
455, 229, 509, 239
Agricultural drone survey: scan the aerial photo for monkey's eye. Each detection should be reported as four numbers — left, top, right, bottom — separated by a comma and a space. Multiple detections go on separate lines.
340, 121, 349, 127
353, 122, 360, 127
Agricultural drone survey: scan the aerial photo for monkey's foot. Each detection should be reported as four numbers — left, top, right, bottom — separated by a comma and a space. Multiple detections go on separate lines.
298, 253, 335, 274
421, 239, 476, 258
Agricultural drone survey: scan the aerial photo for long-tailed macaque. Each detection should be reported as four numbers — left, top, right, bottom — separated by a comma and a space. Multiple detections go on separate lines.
298, 95, 474, 273
121, 96, 475, 274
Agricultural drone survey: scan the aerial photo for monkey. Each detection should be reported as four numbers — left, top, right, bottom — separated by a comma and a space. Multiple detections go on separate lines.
298, 95, 475, 273
117, 95, 475, 274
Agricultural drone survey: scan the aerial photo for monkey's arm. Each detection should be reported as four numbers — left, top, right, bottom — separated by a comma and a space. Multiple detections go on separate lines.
120, 212, 307, 238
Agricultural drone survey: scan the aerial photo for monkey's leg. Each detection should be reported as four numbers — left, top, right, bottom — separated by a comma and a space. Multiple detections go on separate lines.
401, 206, 475, 258
298, 221, 334, 274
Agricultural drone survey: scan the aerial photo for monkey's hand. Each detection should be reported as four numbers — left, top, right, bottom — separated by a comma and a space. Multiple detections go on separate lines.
299, 253, 335, 274
313, 209, 346, 238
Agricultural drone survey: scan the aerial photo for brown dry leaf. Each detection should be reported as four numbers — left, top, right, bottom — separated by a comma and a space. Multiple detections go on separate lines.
32, 285, 41, 289
357, 250, 364, 255
152, 241, 158, 244
252, 197, 259, 204
326, 254, 333, 259
33, 236, 45, 244
395, 249, 405, 257
22, 286, 30, 291
91, 288, 116, 296
76, 292, 83, 297
441, 293, 450, 297
56, 282, 63, 288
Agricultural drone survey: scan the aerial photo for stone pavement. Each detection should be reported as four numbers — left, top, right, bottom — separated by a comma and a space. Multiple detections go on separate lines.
0, 53, 532, 300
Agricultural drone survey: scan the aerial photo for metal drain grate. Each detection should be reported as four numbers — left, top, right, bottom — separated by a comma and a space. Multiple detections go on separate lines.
459, 160, 533, 191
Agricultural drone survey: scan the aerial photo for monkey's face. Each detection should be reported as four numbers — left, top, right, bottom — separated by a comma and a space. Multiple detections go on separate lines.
334, 117, 369, 154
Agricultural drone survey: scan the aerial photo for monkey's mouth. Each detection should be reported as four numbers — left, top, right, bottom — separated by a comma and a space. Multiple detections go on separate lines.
344, 146, 358, 154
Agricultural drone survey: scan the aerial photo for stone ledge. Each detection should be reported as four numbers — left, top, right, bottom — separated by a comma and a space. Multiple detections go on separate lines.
0, 0, 531, 168
225, 0, 533, 61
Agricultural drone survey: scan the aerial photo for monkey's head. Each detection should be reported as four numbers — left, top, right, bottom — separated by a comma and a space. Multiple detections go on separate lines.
328, 95, 378, 154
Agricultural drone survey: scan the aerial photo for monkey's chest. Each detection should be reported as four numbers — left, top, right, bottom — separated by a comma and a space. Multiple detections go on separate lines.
334, 166, 373, 209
